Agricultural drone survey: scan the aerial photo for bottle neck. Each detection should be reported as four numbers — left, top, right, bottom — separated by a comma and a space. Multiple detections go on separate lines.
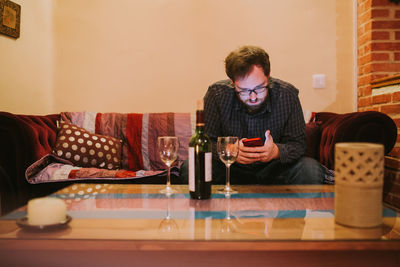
195, 110, 205, 133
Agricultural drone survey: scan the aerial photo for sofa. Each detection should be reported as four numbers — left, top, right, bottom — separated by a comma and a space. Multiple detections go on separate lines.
0, 110, 397, 214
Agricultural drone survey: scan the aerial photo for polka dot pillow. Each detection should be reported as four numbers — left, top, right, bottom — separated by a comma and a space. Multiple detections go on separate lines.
53, 121, 122, 170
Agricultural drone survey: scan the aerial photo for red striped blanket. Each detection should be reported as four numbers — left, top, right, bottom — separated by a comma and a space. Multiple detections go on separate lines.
26, 111, 194, 183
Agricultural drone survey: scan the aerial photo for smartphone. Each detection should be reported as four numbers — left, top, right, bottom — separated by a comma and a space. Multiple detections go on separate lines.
243, 137, 263, 147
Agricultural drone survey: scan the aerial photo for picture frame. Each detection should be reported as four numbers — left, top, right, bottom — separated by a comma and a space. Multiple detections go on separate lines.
0, 0, 20, 39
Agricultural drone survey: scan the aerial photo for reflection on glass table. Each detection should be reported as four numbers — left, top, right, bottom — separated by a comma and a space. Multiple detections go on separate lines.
1, 184, 399, 242
158, 193, 179, 238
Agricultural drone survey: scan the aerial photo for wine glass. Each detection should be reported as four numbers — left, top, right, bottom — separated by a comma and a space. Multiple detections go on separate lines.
158, 136, 179, 195
217, 136, 239, 195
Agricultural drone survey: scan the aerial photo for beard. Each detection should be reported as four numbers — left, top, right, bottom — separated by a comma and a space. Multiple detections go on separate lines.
237, 95, 268, 114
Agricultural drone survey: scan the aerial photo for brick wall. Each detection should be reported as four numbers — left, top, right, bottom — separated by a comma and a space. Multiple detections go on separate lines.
371, 76, 400, 210
357, 0, 400, 210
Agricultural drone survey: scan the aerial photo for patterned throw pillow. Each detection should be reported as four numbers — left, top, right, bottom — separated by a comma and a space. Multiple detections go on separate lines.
53, 121, 122, 169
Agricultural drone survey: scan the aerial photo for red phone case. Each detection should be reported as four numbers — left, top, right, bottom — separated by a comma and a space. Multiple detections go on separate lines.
243, 137, 263, 147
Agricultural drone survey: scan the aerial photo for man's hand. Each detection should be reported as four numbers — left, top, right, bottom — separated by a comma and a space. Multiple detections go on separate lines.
236, 130, 280, 164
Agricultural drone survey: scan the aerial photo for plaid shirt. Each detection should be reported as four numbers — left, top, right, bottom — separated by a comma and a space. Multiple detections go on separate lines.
204, 77, 306, 164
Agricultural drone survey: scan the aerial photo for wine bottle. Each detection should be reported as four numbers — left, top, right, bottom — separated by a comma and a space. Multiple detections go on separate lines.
189, 100, 212, 199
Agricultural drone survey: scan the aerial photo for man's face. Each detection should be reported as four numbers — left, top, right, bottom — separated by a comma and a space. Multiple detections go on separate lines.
234, 65, 269, 113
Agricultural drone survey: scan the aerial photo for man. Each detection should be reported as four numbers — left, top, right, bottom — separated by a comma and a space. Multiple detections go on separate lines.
204, 45, 326, 184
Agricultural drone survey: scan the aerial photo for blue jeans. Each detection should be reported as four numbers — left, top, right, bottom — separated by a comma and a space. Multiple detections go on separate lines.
179, 156, 325, 185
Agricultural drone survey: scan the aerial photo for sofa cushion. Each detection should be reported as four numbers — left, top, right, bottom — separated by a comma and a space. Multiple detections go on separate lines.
305, 121, 322, 160
63, 111, 194, 171
52, 121, 122, 170
315, 111, 397, 170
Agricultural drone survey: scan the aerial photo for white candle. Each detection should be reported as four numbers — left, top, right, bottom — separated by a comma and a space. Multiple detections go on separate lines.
27, 197, 67, 225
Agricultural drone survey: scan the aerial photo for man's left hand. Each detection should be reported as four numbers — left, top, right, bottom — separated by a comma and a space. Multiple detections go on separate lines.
236, 130, 280, 164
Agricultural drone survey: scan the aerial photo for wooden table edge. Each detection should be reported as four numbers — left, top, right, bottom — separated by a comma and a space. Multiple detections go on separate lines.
1, 239, 400, 252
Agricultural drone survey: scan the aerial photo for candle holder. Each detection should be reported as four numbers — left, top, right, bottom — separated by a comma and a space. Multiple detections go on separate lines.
334, 143, 384, 228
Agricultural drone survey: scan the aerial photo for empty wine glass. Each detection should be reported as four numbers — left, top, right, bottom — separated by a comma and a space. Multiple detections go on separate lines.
158, 136, 179, 195
217, 136, 239, 195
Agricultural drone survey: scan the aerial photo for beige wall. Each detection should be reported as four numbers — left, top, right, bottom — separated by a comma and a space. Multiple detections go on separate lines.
0, 0, 355, 115
0, 0, 54, 114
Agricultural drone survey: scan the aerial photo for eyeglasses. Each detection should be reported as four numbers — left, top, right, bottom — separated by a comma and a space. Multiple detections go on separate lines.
235, 84, 268, 96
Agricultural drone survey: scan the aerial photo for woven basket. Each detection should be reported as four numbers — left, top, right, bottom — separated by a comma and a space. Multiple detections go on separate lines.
334, 142, 384, 228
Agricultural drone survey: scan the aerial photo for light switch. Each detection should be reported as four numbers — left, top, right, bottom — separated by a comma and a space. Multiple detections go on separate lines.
313, 74, 326, 89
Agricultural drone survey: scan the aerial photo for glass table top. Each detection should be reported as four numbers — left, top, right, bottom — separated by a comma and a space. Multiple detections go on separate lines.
0, 184, 399, 241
